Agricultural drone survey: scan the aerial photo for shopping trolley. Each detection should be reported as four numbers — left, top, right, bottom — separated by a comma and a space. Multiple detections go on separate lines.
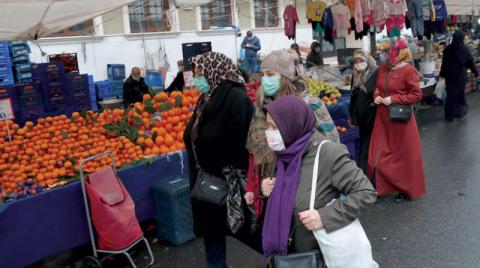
80, 151, 154, 268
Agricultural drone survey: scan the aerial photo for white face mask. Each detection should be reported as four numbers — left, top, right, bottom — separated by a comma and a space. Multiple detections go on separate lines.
354, 62, 368, 71
265, 129, 286, 151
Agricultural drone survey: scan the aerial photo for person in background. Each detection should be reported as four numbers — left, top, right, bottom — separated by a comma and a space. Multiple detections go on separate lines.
349, 49, 379, 173
261, 96, 377, 259
241, 31, 261, 74
368, 39, 426, 202
306, 41, 324, 68
440, 30, 479, 121
376, 42, 391, 65
290, 43, 303, 65
244, 49, 339, 218
166, 60, 185, 92
183, 52, 260, 268
123, 67, 149, 107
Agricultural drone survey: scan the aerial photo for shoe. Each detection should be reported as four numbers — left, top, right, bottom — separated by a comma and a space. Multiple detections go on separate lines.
395, 193, 408, 203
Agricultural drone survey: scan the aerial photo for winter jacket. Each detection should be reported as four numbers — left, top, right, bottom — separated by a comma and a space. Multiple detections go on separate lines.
123, 76, 149, 107
184, 80, 254, 237
241, 36, 261, 59
290, 132, 377, 252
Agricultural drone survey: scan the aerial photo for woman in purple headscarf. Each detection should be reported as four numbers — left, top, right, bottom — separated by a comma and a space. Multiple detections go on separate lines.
261, 95, 377, 258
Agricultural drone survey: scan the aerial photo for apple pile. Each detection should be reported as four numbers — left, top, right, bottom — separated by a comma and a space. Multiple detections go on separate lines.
303, 78, 342, 106
246, 81, 260, 103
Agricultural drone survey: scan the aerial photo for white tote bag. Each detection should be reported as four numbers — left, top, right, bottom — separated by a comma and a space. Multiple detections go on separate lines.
309, 141, 378, 268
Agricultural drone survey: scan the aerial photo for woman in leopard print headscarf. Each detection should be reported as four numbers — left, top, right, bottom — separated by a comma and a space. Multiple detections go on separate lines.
184, 52, 261, 267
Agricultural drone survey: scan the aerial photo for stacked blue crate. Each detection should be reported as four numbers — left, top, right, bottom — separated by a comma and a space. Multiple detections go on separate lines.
31, 62, 72, 117
66, 73, 91, 112
15, 82, 46, 124
0, 42, 14, 86
145, 70, 163, 93
152, 176, 195, 246
0, 84, 20, 120
88, 75, 99, 112
95, 80, 113, 99
106, 64, 125, 99
8, 41, 32, 83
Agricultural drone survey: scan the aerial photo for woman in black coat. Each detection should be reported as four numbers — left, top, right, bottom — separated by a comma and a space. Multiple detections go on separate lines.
349, 49, 379, 173
440, 30, 479, 121
183, 52, 259, 267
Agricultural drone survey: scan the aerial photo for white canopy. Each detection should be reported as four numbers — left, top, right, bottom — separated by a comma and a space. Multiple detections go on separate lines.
0, 0, 134, 40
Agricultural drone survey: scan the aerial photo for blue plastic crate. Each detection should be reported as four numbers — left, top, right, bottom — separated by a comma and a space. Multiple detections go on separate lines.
12, 55, 30, 64
111, 81, 123, 97
88, 75, 98, 112
9, 40, 28, 47
0, 61, 12, 73
11, 49, 29, 58
95, 80, 112, 99
16, 72, 32, 80
0, 84, 19, 111
15, 82, 46, 122
9, 44, 30, 52
31, 62, 65, 80
0, 52, 10, 62
39, 81, 71, 113
66, 73, 90, 110
107, 64, 126, 81
14, 63, 31, 72
0, 42, 9, 50
152, 176, 195, 246
145, 70, 164, 90
0, 73, 14, 86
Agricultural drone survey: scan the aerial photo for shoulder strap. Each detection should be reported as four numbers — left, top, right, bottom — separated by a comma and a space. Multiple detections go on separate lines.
309, 140, 331, 210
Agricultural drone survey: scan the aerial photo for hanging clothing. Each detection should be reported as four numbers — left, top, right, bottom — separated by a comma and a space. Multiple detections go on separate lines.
387, 0, 407, 16
354, 0, 364, 33
440, 31, 479, 120
323, 8, 335, 44
406, 0, 424, 38
421, 0, 435, 21
284, 5, 299, 40
432, 0, 447, 21
331, 3, 351, 38
346, 0, 356, 17
367, 64, 426, 199
372, 0, 387, 32
307, 1, 327, 22
386, 15, 405, 36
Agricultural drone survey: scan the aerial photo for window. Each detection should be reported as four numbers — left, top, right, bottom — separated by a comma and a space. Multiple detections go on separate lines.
253, 0, 279, 28
200, 0, 233, 30
129, 0, 171, 33
48, 20, 94, 37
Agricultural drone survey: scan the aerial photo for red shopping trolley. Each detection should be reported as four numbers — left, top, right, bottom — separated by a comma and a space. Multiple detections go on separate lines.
80, 151, 154, 268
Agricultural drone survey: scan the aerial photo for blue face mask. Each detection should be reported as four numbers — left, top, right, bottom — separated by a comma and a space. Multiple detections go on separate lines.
261, 76, 281, 97
194, 76, 210, 94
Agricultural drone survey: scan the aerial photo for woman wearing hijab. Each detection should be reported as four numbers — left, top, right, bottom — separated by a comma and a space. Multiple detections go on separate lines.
244, 49, 339, 215
440, 30, 479, 121
306, 41, 324, 68
368, 39, 426, 202
261, 95, 376, 258
183, 52, 258, 267
349, 49, 379, 173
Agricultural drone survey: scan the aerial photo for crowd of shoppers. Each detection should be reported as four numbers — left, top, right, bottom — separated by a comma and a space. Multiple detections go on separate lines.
183, 31, 480, 266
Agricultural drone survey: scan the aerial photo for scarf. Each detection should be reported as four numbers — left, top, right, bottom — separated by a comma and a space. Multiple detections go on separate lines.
352, 49, 378, 92
262, 96, 316, 257
189, 52, 244, 144
449, 30, 473, 66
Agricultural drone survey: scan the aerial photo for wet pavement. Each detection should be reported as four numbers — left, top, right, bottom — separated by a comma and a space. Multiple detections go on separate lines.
38, 92, 480, 268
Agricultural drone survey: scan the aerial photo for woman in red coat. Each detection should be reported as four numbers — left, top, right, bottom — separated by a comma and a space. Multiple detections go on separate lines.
367, 39, 426, 202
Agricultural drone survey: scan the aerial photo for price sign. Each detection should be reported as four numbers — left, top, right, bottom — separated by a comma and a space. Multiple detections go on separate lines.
0, 98, 14, 120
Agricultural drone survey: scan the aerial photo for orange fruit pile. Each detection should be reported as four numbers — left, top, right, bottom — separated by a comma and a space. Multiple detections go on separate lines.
0, 89, 201, 200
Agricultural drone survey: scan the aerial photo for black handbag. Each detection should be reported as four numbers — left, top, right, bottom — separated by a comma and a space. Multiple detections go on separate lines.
190, 168, 228, 206
384, 71, 412, 122
268, 251, 325, 268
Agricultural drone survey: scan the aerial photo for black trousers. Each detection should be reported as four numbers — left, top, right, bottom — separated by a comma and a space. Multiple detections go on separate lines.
204, 226, 263, 268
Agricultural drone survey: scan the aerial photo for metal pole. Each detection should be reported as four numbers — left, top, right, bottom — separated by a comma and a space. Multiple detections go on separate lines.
233, 0, 239, 63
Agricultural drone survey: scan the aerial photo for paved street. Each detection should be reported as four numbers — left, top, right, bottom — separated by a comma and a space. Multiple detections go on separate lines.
39, 92, 480, 268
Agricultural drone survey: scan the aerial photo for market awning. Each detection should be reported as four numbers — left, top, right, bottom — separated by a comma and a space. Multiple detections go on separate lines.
0, 0, 134, 41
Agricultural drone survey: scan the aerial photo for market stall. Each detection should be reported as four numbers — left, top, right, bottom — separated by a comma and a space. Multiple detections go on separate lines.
0, 152, 187, 268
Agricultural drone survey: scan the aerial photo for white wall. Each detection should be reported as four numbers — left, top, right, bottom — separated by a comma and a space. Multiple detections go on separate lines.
29, 26, 365, 81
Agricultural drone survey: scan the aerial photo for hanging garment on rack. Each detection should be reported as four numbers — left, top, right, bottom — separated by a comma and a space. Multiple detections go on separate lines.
307, 1, 327, 22
323, 8, 335, 44
432, 0, 447, 21
372, 0, 387, 32
284, 5, 300, 40
421, 0, 435, 21
331, 3, 351, 38
406, 0, 424, 38
387, 0, 407, 17
386, 15, 405, 36
354, 0, 364, 32
346, 0, 356, 17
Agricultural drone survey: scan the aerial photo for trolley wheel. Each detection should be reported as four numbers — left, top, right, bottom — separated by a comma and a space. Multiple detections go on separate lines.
82, 256, 102, 268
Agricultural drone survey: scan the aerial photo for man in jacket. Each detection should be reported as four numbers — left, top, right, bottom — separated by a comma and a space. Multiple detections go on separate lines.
123, 67, 149, 107
241, 31, 261, 74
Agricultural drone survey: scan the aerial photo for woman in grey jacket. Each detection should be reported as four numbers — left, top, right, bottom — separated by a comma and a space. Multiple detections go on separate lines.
260, 95, 377, 257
